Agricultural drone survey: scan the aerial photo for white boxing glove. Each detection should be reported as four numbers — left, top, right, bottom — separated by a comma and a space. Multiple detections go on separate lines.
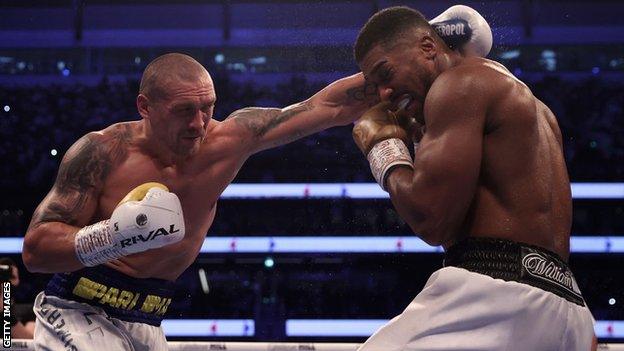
430, 5, 493, 58
74, 182, 185, 267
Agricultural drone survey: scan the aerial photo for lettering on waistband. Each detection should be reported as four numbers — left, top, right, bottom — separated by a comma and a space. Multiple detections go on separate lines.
71, 277, 169, 315
521, 252, 582, 296
140, 294, 171, 316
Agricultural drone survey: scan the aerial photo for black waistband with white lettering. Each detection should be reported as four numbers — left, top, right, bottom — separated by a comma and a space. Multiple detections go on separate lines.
45, 265, 177, 326
444, 237, 585, 306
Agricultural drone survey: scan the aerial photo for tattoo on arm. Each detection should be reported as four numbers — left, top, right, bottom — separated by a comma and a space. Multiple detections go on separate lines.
29, 125, 132, 229
346, 80, 379, 107
228, 101, 314, 138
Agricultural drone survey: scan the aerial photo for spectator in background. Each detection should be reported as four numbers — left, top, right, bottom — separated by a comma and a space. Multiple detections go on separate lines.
0, 257, 35, 339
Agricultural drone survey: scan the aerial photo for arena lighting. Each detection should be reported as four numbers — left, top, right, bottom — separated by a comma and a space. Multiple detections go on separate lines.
286, 319, 624, 339
218, 183, 624, 199
610, 298, 617, 306
264, 256, 275, 268
215, 53, 225, 64
198, 268, 210, 294
50, 149, 57, 156
499, 49, 520, 59
161, 319, 254, 337
3, 320, 624, 341
6, 341, 624, 350
1, 237, 623, 254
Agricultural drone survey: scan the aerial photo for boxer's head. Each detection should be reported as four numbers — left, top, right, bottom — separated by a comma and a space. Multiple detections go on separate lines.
355, 6, 451, 119
137, 53, 216, 157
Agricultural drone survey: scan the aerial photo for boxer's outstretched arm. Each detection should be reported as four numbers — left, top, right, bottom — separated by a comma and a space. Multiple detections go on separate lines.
385, 69, 487, 246
23, 128, 128, 273
225, 73, 378, 153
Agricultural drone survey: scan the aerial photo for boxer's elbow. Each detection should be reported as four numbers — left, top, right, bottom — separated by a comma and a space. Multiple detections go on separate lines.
22, 230, 41, 272
403, 208, 449, 246
22, 227, 50, 273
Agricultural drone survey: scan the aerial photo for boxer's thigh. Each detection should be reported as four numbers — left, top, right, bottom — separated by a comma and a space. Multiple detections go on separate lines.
115, 318, 168, 351
33, 292, 133, 351
359, 267, 575, 351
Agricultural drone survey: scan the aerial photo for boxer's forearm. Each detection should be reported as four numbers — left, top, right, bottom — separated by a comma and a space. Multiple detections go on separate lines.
23, 222, 85, 273
320, 73, 379, 125
227, 74, 377, 153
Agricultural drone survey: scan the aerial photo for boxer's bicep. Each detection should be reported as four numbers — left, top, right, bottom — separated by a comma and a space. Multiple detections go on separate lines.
387, 73, 486, 245
28, 130, 120, 231
24, 133, 113, 271
226, 101, 338, 153
416, 108, 483, 212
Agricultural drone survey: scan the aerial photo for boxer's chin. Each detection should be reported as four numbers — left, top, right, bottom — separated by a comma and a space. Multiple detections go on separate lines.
176, 137, 202, 156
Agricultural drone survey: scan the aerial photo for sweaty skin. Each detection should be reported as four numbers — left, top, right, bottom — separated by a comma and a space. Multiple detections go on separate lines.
363, 51, 571, 259
23, 58, 378, 281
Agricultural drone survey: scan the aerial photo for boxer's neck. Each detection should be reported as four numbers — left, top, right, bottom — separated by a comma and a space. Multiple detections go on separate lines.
434, 50, 463, 77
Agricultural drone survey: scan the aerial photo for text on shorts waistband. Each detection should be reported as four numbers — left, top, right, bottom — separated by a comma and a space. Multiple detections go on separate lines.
444, 237, 585, 306
45, 265, 176, 326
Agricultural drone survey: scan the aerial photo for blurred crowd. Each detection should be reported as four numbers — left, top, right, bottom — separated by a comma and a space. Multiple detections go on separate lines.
1, 73, 623, 236
0, 71, 622, 333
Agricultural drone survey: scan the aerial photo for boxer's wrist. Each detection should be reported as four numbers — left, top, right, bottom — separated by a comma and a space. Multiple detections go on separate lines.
367, 138, 414, 191
74, 219, 122, 267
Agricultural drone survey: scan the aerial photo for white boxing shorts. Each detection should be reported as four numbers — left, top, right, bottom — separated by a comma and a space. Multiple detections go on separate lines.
358, 238, 595, 351
33, 265, 175, 351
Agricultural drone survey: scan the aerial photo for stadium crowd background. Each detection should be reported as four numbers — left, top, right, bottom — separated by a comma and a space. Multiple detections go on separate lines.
0, 0, 623, 342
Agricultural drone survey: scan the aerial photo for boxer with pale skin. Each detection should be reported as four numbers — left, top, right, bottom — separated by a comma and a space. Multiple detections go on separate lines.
23, 54, 374, 280
352, 6, 595, 350
22, 6, 506, 350
22, 53, 380, 350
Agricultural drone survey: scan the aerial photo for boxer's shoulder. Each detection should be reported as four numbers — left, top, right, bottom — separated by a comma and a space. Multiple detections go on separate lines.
98, 121, 138, 141
62, 122, 138, 171
428, 58, 524, 109
425, 61, 491, 107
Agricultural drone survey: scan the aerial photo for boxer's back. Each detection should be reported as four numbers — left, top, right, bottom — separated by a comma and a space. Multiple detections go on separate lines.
460, 59, 572, 259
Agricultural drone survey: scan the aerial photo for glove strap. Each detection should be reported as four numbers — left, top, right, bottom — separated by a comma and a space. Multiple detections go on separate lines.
74, 220, 122, 267
367, 138, 414, 191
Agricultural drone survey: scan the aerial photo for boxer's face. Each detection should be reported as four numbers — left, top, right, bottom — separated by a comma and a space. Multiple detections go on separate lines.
146, 73, 216, 157
360, 34, 437, 122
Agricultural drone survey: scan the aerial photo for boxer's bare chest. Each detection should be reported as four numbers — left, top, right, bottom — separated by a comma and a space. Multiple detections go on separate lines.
97, 138, 247, 279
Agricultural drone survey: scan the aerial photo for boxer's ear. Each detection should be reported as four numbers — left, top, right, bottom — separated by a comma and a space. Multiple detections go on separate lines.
137, 94, 150, 120
420, 34, 437, 60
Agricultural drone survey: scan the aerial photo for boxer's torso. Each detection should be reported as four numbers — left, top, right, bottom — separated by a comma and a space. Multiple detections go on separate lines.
453, 59, 572, 259
92, 119, 249, 280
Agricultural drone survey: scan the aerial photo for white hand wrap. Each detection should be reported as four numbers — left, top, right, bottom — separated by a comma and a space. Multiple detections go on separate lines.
367, 138, 414, 191
74, 186, 185, 267
75, 220, 122, 267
